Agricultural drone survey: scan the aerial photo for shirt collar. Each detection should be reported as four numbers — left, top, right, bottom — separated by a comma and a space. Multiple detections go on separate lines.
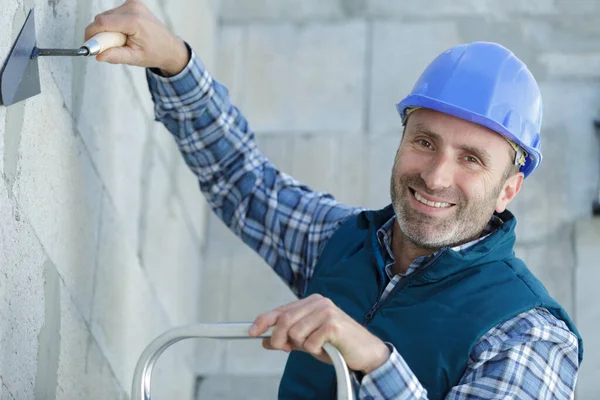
376, 214, 505, 278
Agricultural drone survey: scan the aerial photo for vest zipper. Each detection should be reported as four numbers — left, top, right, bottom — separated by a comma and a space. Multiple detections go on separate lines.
361, 248, 448, 325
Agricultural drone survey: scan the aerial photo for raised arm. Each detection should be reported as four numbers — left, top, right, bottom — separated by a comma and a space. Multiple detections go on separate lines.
84, 1, 361, 296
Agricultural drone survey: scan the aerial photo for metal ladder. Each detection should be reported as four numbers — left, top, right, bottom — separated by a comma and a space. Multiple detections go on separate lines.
131, 322, 355, 400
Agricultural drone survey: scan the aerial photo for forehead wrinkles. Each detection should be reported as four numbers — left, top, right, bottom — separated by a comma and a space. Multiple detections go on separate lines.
407, 108, 500, 143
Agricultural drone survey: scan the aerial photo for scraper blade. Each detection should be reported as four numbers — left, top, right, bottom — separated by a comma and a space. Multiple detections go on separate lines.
0, 9, 40, 106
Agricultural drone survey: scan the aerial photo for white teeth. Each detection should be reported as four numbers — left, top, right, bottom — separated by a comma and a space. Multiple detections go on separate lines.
414, 191, 451, 208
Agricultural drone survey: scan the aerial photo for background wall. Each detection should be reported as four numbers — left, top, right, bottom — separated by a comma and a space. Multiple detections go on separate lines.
197, 1, 600, 399
1, 0, 599, 399
0, 0, 217, 398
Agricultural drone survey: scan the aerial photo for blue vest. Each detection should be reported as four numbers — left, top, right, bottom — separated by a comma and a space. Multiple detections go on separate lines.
278, 205, 583, 399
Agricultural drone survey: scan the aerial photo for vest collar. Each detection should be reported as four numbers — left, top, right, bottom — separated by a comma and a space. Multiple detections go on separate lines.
362, 205, 518, 284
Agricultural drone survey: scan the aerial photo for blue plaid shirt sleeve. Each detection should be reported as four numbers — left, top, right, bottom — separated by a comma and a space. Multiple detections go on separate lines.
358, 308, 579, 399
145, 47, 359, 297
145, 49, 580, 400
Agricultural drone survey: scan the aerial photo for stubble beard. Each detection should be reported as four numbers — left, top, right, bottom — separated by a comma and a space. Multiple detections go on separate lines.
390, 169, 503, 250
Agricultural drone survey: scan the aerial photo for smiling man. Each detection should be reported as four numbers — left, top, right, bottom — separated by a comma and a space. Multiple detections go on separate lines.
85, 2, 583, 399
389, 108, 524, 273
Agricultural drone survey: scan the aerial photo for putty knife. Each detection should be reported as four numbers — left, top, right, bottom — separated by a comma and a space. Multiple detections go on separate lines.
0, 8, 127, 106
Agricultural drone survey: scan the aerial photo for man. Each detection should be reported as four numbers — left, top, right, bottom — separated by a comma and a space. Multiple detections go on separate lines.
86, 1, 583, 399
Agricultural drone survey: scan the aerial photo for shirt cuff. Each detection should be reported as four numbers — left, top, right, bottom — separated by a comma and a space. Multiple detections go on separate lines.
358, 343, 427, 399
145, 43, 213, 112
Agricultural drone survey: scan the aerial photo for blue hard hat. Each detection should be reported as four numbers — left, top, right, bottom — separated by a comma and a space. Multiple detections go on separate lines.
396, 41, 542, 178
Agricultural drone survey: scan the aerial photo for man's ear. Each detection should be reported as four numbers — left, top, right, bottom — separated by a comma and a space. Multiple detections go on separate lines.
495, 172, 524, 213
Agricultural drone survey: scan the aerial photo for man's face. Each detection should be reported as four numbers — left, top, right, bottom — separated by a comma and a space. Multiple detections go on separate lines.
390, 108, 523, 249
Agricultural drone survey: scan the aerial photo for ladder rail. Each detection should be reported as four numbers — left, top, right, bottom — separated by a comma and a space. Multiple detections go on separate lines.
131, 322, 355, 400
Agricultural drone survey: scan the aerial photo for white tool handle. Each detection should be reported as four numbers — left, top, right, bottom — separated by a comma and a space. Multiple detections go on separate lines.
82, 32, 127, 56
131, 322, 355, 400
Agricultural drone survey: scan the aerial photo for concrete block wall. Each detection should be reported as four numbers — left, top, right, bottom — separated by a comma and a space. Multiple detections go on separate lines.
575, 218, 600, 400
0, 0, 217, 398
195, 0, 600, 398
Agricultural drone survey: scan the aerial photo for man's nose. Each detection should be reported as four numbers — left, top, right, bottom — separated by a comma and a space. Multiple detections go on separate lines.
420, 153, 454, 191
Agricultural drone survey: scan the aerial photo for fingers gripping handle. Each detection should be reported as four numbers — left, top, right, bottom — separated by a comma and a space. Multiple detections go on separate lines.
82, 32, 127, 55
131, 323, 355, 400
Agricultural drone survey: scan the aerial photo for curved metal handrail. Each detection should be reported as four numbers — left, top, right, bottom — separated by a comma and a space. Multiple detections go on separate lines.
131, 322, 355, 400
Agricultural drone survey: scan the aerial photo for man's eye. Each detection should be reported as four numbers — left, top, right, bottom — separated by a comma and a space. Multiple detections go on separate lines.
418, 139, 432, 148
465, 156, 480, 163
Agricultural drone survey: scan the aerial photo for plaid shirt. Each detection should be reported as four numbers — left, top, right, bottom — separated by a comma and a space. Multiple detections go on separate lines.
146, 48, 580, 400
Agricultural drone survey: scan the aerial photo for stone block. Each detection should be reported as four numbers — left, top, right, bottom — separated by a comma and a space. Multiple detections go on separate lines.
224, 249, 295, 374
210, 0, 221, 14
220, 22, 367, 134
224, 339, 290, 376
195, 254, 234, 375
0, 378, 16, 400
33, 0, 91, 113
290, 134, 337, 194
122, 65, 158, 122
75, 58, 153, 254
521, 19, 600, 54
330, 134, 369, 207
140, 144, 204, 326
255, 134, 295, 174
257, 133, 368, 208
574, 218, 600, 400
1, 3, 24, 159
0, 180, 46, 400
0, 0, 20, 58
227, 248, 297, 321
457, 20, 544, 79
91, 195, 196, 399
0, 106, 5, 177
150, 121, 181, 172
510, 156, 567, 245
197, 234, 294, 375
163, 0, 218, 70
91, 194, 168, 390
56, 279, 125, 400
196, 375, 282, 400
367, 0, 558, 18
217, 23, 287, 133
511, 82, 600, 243
369, 21, 460, 134
513, 229, 575, 316
219, 0, 343, 22
2, 101, 25, 196
540, 53, 600, 79
175, 153, 209, 244
365, 133, 401, 209
203, 210, 242, 254
557, 0, 600, 15
213, 25, 246, 100
2, 5, 27, 180
14, 72, 103, 321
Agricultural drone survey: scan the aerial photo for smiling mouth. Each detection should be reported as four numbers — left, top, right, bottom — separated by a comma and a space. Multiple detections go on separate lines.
410, 188, 455, 209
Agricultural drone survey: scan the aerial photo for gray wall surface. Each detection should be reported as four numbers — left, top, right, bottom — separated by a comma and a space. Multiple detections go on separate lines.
197, 1, 600, 399
2, 0, 600, 399
0, 0, 217, 398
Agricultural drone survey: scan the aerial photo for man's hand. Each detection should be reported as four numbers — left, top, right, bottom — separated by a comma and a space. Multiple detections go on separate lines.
84, 0, 189, 76
249, 294, 390, 375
